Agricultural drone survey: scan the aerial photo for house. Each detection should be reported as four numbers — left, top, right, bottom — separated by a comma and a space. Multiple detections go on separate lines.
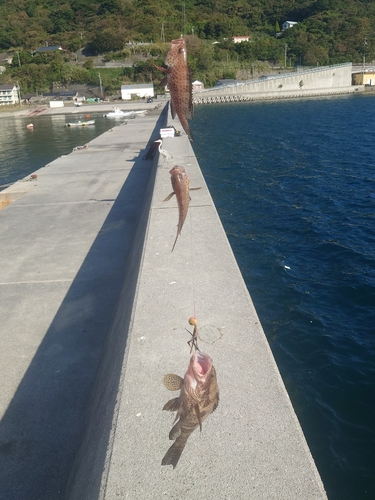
352, 69, 375, 86
192, 80, 204, 92
232, 36, 251, 43
0, 52, 13, 74
121, 83, 154, 100
43, 91, 78, 100
0, 84, 19, 105
282, 21, 298, 30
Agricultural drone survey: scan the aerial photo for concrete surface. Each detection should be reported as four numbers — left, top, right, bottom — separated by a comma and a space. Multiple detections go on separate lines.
0, 105, 166, 500
68, 111, 327, 498
0, 102, 327, 500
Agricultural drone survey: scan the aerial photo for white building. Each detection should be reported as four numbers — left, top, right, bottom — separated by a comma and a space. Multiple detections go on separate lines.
0, 84, 19, 105
282, 21, 298, 30
192, 80, 204, 92
232, 36, 251, 43
121, 84, 154, 100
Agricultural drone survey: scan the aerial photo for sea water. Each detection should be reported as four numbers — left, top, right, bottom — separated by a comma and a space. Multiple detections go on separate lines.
1, 96, 374, 499
192, 95, 375, 500
0, 112, 118, 188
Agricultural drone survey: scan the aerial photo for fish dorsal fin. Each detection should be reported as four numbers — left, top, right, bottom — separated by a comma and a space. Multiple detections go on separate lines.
170, 99, 176, 119
159, 76, 168, 87
163, 373, 184, 391
169, 421, 182, 440
212, 393, 220, 413
163, 191, 176, 202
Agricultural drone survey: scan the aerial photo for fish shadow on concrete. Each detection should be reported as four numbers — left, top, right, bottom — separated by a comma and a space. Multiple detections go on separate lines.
0, 111, 166, 500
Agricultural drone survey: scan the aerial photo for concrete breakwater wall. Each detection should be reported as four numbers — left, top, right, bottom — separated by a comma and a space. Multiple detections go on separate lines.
194, 62, 363, 103
194, 85, 363, 104
0, 104, 327, 499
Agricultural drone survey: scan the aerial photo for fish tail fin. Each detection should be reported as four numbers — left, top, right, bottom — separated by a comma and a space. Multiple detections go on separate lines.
171, 232, 179, 252
161, 435, 188, 469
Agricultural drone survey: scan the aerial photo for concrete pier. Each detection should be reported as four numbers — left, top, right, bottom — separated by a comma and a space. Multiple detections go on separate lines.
0, 104, 327, 499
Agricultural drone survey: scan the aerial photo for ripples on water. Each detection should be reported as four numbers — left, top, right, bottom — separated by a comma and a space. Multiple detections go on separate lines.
0, 112, 118, 187
192, 95, 375, 500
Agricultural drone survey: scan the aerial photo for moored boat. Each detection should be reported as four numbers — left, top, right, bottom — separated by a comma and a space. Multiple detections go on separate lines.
66, 119, 95, 127
104, 107, 130, 118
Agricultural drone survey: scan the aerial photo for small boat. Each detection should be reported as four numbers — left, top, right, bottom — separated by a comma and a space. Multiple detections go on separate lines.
104, 107, 130, 118
66, 119, 95, 127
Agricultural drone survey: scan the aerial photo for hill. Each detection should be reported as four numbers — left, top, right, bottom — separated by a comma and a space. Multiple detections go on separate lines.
0, 1, 374, 93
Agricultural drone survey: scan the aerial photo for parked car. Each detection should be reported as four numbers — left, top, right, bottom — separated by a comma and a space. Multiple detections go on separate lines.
147, 97, 153, 103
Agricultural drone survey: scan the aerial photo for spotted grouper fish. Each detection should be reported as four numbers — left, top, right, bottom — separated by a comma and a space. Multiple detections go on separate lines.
163, 165, 201, 251
156, 37, 194, 141
162, 349, 219, 469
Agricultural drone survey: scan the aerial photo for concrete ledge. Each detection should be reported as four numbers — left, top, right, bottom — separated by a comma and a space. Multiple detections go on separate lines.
68, 108, 327, 498
0, 105, 166, 500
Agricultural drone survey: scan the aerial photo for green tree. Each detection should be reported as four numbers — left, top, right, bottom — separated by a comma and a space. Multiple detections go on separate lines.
89, 31, 125, 54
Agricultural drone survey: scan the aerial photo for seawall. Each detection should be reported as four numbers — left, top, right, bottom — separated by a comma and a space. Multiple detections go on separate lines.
194, 62, 364, 103
0, 103, 327, 499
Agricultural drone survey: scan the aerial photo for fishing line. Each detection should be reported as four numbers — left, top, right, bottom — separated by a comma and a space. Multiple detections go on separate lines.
181, 0, 186, 36
187, 137, 197, 326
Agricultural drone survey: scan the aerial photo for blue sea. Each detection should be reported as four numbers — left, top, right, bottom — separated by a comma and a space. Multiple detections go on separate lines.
1, 96, 374, 499
192, 95, 375, 500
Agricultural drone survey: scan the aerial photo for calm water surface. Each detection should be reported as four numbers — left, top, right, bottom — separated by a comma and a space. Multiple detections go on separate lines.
0, 111, 119, 187
192, 95, 375, 500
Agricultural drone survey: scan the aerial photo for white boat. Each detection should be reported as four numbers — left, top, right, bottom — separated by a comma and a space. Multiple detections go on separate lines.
104, 107, 131, 118
66, 119, 95, 127
104, 107, 148, 118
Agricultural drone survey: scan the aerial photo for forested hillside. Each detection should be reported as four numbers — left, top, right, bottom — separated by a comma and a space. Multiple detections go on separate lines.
0, 0, 374, 93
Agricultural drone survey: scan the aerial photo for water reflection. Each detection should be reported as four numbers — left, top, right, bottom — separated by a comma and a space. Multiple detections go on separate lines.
0, 113, 118, 187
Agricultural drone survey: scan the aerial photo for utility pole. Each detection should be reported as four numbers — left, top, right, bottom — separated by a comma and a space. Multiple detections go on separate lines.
17, 52, 21, 67
98, 72, 103, 99
284, 44, 288, 68
181, 0, 186, 36
363, 37, 368, 76
16, 81, 21, 105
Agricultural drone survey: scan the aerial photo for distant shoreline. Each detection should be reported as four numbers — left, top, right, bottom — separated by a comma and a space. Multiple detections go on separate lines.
0, 100, 165, 119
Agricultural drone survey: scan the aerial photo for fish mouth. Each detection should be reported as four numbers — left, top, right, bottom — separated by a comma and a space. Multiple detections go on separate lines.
192, 350, 212, 376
